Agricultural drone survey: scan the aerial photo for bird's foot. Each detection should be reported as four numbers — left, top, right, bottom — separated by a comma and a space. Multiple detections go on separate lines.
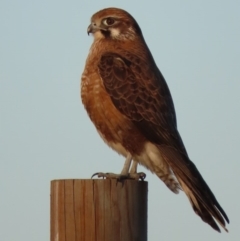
91, 172, 146, 181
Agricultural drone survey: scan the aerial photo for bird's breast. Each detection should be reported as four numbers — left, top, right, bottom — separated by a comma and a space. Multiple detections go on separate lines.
81, 67, 145, 156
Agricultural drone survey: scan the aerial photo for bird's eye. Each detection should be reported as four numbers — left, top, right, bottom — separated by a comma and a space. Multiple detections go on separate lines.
103, 17, 115, 26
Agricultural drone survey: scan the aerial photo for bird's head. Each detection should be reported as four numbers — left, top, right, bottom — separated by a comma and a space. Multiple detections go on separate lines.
87, 8, 142, 41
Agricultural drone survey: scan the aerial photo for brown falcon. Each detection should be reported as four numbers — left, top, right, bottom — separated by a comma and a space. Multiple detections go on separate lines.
81, 7, 229, 232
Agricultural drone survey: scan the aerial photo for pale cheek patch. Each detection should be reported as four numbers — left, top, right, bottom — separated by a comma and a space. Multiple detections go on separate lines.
110, 28, 120, 38
111, 27, 136, 40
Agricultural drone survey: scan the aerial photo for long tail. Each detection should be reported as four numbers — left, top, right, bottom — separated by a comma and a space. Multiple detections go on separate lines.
159, 146, 229, 232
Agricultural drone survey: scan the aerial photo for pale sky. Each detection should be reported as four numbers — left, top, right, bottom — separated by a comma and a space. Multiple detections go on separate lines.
1, 0, 239, 240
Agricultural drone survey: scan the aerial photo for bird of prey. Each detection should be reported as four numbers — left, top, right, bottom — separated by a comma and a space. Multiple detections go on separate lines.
81, 7, 229, 232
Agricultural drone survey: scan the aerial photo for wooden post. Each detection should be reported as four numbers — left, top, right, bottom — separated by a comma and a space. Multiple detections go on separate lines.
50, 179, 148, 241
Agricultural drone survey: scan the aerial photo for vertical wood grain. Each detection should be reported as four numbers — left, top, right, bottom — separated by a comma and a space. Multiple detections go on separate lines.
51, 179, 148, 241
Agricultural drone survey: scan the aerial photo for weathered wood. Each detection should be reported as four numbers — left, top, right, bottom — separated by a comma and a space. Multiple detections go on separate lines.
51, 179, 148, 241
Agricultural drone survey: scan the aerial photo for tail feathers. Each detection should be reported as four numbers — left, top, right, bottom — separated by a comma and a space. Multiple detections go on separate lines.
179, 179, 228, 232
159, 146, 229, 232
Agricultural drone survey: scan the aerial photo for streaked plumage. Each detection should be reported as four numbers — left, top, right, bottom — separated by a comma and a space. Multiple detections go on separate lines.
81, 7, 229, 232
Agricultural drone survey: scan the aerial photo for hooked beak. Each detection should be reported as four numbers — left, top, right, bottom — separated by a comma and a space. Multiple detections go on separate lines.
87, 23, 107, 35
87, 23, 94, 35
87, 23, 99, 35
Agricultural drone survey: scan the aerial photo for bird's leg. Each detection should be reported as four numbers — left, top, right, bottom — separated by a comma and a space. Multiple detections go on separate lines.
91, 154, 146, 181
129, 160, 146, 181
120, 153, 132, 176
130, 160, 138, 173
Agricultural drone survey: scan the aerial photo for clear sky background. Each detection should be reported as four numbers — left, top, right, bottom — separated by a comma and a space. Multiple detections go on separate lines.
1, 0, 239, 240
